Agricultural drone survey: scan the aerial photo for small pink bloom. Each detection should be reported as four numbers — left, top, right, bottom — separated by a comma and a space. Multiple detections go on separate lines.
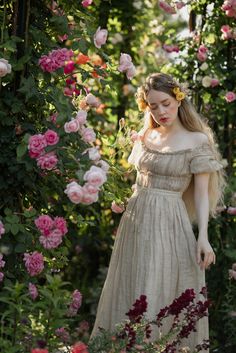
224, 91, 236, 103
198, 44, 208, 54
44, 129, 59, 145
87, 147, 101, 161
82, 0, 93, 7
76, 110, 87, 124
111, 201, 125, 213
229, 269, 236, 280
159, 1, 176, 14
0, 58, 12, 77
93, 26, 108, 48
0, 254, 5, 268
80, 127, 96, 143
50, 112, 58, 124
126, 63, 136, 80
85, 93, 100, 108
67, 290, 83, 317
64, 181, 84, 204
39, 229, 63, 249
83, 183, 100, 194
35, 215, 54, 233
176, 1, 185, 9
81, 191, 99, 205
227, 206, 236, 214
23, 251, 44, 276
54, 217, 68, 235
0, 220, 5, 238
37, 152, 58, 170
0, 272, 4, 282
28, 283, 38, 300
28, 134, 47, 158
83, 166, 107, 187
211, 78, 219, 87
64, 119, 80, 133
95, 159, 110, 172
118, 53, 133, 72
64, 61, 75, 74
197, 52, 207, 62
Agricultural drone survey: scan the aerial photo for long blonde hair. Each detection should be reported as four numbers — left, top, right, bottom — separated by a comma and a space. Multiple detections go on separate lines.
135, 73, 227, 224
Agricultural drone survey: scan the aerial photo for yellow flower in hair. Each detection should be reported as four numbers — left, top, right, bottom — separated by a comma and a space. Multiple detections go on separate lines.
137, 98, 147, 111
175, 92, 186, 101
173, 87, 180, 94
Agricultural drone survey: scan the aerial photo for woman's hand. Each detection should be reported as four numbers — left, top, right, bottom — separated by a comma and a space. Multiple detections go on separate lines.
196, 237, 216, 270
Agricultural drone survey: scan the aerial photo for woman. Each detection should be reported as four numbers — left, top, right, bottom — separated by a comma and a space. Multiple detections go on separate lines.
89, 73, 226, 351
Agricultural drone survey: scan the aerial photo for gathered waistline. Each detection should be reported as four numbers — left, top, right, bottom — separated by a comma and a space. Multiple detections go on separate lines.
135, 184, 183, 197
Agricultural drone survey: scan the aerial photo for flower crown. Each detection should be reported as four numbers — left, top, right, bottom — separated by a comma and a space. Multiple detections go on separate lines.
172, 86, 186, 101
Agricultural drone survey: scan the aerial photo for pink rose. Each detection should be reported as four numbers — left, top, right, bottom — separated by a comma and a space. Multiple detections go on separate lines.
87, 147, 101, 161
64, 61, 75, 74
39, 229, 63, 249
85, 93, 100, 108
0, 58, 12, 77
211, 78, 219, 87
37, 152, 58, 170
64, 119, 80, 133
0, 272, 4, 282
0, 220, 5, 238
64, 181, 84, 204
126, 63, 136, 80
35, 215, 54, 234
224, 91, 236, 102
29, 283, 38, 300
95, 159, 110, 172
28, 134, 47, 158
80, 127, 96, 143
118, 53, 133, 72
93, 26, 108, 48
0, 254, 5, 268
159, 1, 176, 14
67, 290, 82, 317
229, 269, 236, 280
54, 216, 68, 235
83, 166, 107, 187
176, 1, 185, 9
81, 191, 99, 205
227, 206, 236, 214
83, 183, 100, 194
198, 44, 208, 54
197, 52, 207, 62
82, 0, 93, 7
111, 201, 125, 213
23, 251, 44, 276
76, 110, 87, 124
44, 129, 59, 145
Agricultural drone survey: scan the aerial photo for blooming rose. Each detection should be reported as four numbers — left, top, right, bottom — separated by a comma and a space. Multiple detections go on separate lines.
82, 0, 93, 7
64, 61, 75, 74
71, 342, 89, 353
37, 152, 58, 170
54, 217, 68, 235
44, 129, 59, 145
118, 53, 136, 80
221, 25, 234, 40
202, 76, 212, 88
39, 228, 63, 249
64, 118, 80, 133
64, 181, 84, 204
211, 78, 219, 87
93, 26, 108, 48
67, 290, 83, 317
80, 127, 96, 143
200, 62, 208, 71
111, 201, 125, 213
126, 63, 136, 80
95, 159, 110, 173
76, 110, 87, 124
29, 283, 38, 300
24, 251, 44, 276
83, 166, 107, 187
39, 48, 74, 72
34, 215, 54, 234
87, 147, 101, 161
227, 206, 236, 215
28, 134, 47, 158
0, 58, 12, 77
0, 272, 4, 282
85, 93, 100, 108
0, 220, 5, 238
82, 183, 100, 194
81, 191, 99, 205
224, 91, 236, 102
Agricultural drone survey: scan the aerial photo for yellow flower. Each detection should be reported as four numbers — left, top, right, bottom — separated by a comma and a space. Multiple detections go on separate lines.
173, 87, 180, 94
137, 98, 147, 111
175, 92, 186, 101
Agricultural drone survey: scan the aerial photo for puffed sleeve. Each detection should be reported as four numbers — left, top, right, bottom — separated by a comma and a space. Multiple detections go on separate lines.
127, 138, 143, 167
190, 143, 224, 174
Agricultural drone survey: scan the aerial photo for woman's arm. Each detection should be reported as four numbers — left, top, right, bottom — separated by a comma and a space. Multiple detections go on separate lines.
194, 173, 216, 270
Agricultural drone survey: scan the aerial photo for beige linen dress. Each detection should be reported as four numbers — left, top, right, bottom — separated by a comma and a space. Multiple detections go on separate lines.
90, 137, 224, 352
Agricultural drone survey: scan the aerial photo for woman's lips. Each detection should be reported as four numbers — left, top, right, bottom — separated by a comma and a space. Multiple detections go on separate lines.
160, 117, 169, 122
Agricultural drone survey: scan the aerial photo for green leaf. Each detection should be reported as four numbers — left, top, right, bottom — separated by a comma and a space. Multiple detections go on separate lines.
11, 223, 19, 235
4, 208, 12, 216
18, 77, 39, 102
14, 243, 27, 253
16, 143, 28, 159
78, 38, 89, 54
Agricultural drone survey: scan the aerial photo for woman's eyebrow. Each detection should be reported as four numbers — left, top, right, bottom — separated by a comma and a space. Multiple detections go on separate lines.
149, 99, 169, 105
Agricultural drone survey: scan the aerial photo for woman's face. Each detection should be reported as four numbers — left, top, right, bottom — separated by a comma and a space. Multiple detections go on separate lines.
146, 89, 180, 127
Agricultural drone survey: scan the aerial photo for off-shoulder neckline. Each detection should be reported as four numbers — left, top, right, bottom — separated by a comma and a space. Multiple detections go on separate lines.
141, 140, 211, 155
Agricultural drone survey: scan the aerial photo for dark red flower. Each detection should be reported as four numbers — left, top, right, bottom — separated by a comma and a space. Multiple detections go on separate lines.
168, 289, 195, 316
125, 294, 147, 323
